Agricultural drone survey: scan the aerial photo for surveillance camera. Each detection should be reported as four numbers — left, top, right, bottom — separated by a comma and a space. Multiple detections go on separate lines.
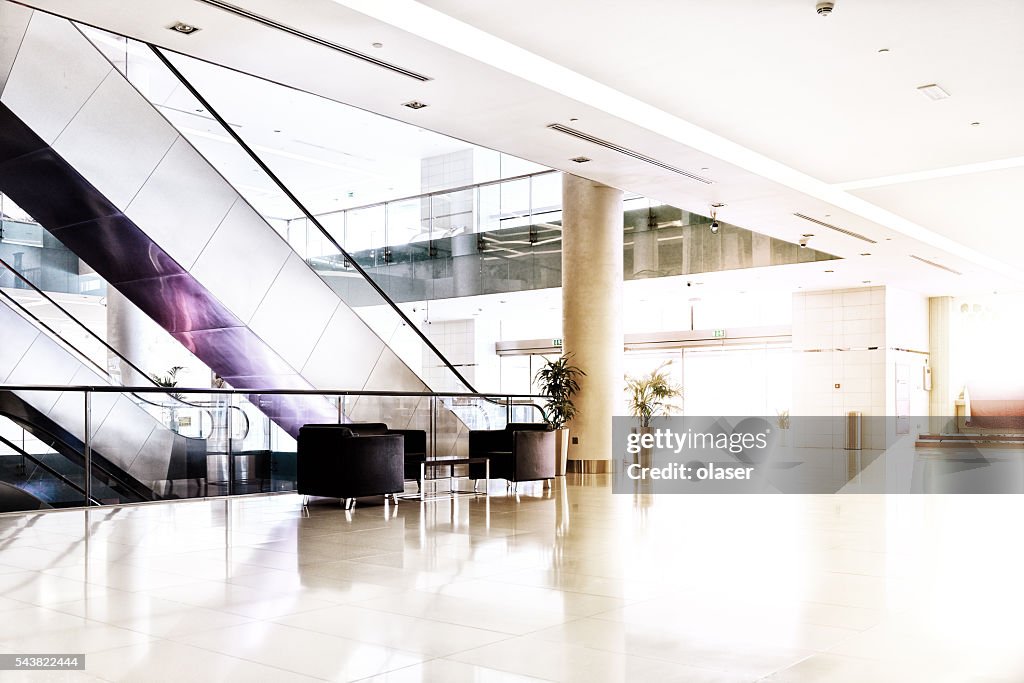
799, 238, 809, 248
816, 1, 835, 16
709, 220, 720, 234
687, 281, 693, 287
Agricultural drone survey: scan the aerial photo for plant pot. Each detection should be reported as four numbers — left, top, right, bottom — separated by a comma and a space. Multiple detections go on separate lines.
630, 426, 654, 469
555, 428, 570, 476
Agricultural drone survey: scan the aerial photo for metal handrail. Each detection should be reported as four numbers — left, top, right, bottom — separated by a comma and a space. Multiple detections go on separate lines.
149, 45, 479, 395
0, 385, 547, 398
307, 169, 559, 220
0, 256, 211, 412
0, 433, 102, 505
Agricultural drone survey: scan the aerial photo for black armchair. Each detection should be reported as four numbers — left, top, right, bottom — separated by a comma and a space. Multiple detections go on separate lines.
468, 423, 555, 486
297, 424, 404, 509
344, 423, 426, 483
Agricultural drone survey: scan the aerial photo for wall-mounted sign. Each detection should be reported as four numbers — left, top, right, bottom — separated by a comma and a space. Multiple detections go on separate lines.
713, 329, 726, 338
552, 338, 563, 347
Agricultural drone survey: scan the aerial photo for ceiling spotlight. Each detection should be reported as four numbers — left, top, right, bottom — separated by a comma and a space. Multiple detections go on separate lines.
402, 100, 428, 110
710, 220, 720, 234
816, 2, 835, 16
570, 156, 591, 163
799, 238, 809, 248
916, 83, 951, 101
372, 42, 383, 48
169, 22, 200, 35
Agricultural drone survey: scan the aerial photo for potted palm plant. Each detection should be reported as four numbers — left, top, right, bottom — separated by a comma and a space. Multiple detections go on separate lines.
625, 362, 682, 466
535, 354, 585, 476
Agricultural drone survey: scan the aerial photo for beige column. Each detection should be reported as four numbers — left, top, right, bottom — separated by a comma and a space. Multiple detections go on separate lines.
928, 296, 956, 434
562, 174, 623, 471
106, 287, 158, 386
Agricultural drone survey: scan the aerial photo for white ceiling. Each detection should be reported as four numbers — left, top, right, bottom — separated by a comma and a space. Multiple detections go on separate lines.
14, 0, 1024, 295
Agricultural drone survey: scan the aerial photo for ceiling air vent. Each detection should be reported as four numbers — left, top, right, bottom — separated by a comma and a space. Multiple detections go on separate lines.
793, 213, 877, 244
910, 255, 962, 275
546, 124, 712, 184
196, 0, 432, 81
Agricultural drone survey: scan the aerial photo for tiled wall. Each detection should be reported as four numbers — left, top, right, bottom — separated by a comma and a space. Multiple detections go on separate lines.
792, 286, 930, 448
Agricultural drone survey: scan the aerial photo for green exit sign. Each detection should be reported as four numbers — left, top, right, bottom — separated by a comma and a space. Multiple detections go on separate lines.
713, 329, 726, 338
552, 338, 563, 347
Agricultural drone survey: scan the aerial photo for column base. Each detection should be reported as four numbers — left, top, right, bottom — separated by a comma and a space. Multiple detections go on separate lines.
566, 459, 612, 474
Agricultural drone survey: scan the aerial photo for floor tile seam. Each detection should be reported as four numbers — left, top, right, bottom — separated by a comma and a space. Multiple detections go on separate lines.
466, 576, 651, 602
89, 637, 332, 681
172, 620, 432, 673
341, 597, 531, 637
512, 617, 781, 675
580, 612, 866, 650
267, 603, 516, 641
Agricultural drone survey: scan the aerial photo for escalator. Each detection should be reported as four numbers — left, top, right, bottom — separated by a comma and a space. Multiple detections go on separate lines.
0, 5, 474, 451
0, 294, 204, 508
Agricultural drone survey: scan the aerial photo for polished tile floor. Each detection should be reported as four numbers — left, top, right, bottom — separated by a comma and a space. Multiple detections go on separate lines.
1, 477, 1024, 681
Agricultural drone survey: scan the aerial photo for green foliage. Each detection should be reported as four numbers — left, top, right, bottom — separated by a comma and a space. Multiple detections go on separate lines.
535, 354, 586, 430
625, 361, 682, 427
151, 366, 185, 401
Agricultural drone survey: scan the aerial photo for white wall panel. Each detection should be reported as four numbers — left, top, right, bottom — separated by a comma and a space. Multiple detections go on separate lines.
124, 137, 237, 270
44, 366, 116, 441
0, 304, 41, 381
190, 199, 291, 324
90, 395, 157, 472
7, 336, 84, 413
248, 255, 340, 371
301, 304, 385, 391
0, 3, 31, 96
1, 12, 111, 144
53, 73, 178, 208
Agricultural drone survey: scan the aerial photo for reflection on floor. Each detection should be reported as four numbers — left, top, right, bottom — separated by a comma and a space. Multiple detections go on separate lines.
1, 478, 1023, 681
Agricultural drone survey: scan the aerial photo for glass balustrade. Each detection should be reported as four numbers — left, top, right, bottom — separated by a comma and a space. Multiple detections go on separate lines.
0, 385, 546, 514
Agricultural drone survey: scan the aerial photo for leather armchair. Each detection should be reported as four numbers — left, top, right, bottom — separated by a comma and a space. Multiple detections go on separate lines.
344, 423, 426, 483
468, 423, 555, 484
297, 424, 404, 508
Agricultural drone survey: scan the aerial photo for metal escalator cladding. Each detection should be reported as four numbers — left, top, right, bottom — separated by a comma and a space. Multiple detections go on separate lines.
0, 103, 333, 437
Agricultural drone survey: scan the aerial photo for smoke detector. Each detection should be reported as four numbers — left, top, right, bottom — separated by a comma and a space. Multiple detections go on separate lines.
816, 2, 835, 16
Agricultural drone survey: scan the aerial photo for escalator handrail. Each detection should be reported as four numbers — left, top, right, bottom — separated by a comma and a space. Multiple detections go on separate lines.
0, 395, 157, 503
148, 45, 479, 396
0, 433, 102, 505
0, 256, 211, 412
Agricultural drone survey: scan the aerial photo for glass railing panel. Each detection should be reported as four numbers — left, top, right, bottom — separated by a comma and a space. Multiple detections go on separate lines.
0, 386, 546, 513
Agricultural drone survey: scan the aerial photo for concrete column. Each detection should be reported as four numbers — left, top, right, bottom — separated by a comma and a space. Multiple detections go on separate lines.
928, 296, 956, 433
632, 217, 659, 278
562, 174, 623, 469
106, 287, 158, 386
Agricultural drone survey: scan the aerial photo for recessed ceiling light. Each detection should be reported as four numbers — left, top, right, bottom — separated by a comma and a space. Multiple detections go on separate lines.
402, 100, 428, 110
916, 83, 950, 101
169, 22, 200, 35
569, 117, 579, 122
372, 42, 383, 48
570, 156, 591, 163
711, 203, 726, 208
825, 269, 834, 273
860, 252, 871, 256
970, 121, 981, 127
877, 48, 890, 54
862, 280, 872, 284
801, 233, 815, 238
